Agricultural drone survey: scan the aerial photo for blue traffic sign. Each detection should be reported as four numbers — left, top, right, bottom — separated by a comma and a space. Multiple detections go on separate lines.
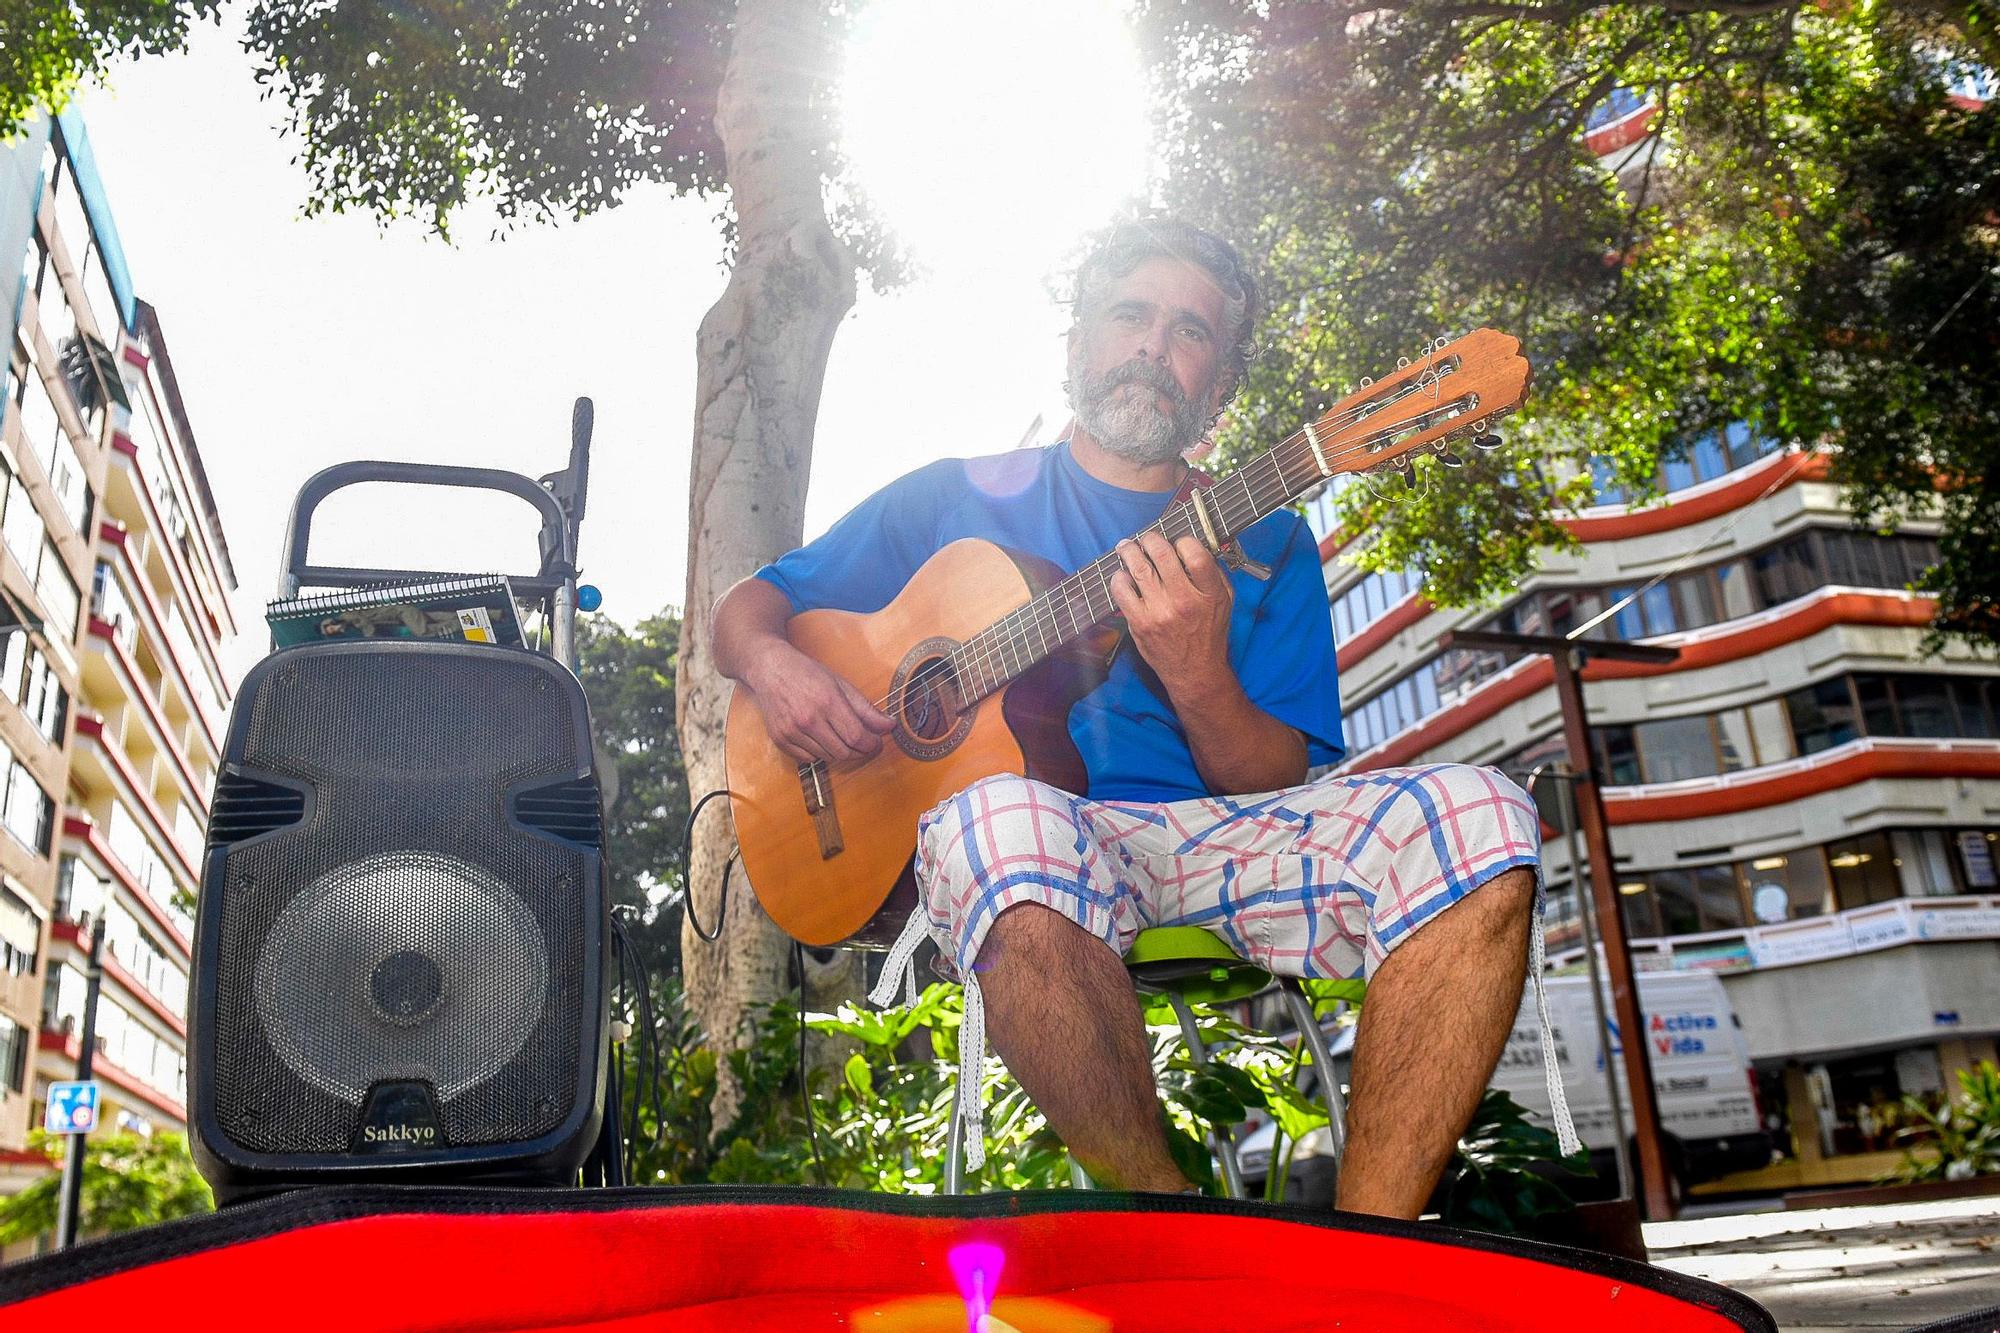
45, 1080, 100, 1135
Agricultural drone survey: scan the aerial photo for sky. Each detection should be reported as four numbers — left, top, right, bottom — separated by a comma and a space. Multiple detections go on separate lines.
73, 2, 1154, 685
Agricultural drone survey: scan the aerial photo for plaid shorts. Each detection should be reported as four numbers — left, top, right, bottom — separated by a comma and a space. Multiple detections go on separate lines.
867, 763, 1573, 1172
912, 764, 1542, 984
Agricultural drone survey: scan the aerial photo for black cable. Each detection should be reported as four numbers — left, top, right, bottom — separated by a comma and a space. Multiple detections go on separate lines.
794, 941, 828, 1187
681, 789, 735, 943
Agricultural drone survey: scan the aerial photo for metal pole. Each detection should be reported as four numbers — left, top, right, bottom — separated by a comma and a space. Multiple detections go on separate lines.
55, 916, 106, 1250
1552, 766, 1634, 1201
1548, 649, 1675, 1219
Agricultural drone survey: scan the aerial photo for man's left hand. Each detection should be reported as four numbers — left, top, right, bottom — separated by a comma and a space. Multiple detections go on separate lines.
1109, 531, 1233, 696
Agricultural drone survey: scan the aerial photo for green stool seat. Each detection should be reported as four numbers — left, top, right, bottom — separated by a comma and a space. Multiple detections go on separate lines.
1123, 925, 1272, 1005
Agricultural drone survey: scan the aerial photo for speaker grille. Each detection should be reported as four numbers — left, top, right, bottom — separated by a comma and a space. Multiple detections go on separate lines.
207, 647, 595, 1157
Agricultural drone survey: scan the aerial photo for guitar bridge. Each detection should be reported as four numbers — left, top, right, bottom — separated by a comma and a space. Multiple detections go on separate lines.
797, 761, 844, 860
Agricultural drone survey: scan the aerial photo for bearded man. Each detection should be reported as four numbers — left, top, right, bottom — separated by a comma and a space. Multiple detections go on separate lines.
710, 218, 1571, 1217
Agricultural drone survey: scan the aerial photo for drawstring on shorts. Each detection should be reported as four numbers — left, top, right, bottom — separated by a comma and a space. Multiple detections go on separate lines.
869, 907, 993, 1173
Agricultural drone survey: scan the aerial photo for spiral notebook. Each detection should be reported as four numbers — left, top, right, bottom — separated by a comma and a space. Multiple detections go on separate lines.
266, 575, 526, 649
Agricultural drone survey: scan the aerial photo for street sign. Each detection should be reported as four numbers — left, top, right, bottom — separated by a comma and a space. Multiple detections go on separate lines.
45, 1080, 100, 1135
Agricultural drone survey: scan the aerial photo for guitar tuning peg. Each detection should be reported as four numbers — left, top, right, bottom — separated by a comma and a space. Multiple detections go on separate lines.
1396, 357, 1411, 369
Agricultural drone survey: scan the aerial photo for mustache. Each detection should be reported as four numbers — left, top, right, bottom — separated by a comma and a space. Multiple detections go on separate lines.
1087, 358, 1186, 407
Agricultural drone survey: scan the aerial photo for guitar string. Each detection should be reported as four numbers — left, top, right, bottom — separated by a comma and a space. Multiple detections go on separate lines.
794, 355, 1484, 784
930, 366, 1468, 711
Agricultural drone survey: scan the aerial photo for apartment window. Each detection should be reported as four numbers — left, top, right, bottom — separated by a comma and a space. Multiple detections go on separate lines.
43, 422, 89, 537
34, 542, 78, 638
1331, 565, 1422, 644
2, 757, 52, 855
1787, 677, 1863, 755
1590, 422, 1783, 505
0, 450, 45, 578
0, 1014, 26, 1094
55, 854, 107, 923
0, 882, 38, 978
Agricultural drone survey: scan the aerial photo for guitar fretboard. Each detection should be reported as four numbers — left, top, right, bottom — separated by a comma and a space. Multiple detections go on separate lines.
945, 428, 1330, 704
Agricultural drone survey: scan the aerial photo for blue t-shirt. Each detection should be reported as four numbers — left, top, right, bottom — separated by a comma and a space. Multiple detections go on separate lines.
756, 443, 1344, 802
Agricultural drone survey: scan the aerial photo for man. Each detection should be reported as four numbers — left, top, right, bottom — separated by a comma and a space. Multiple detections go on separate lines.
711, 218, 1572, 1218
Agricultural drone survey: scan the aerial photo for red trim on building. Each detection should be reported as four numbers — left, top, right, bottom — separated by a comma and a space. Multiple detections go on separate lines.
87, 618, 207, 814
73, 715, 198, 889
63, 815, 191, 958
49, 919, 188, 1037
1345, 591, 1935, 771
1564, 451, 1830, 542
1604, 745, 2000, 824
94, 520, 224, 754
1336, 594, 1432, 674
1585, 103, 1659, 157
37, 1030, 186, 1122
100, 440, 231, 713
0, 1147, 52, 1167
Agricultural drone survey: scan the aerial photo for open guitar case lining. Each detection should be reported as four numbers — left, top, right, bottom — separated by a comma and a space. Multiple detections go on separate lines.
0, 1183, 1805, 1331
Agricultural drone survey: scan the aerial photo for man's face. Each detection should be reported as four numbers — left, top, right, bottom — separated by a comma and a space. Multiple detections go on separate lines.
1066, 255, 1231, 467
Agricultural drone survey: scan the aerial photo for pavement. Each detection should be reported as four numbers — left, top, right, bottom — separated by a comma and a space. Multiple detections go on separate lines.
1644, 1197, 2000, 1332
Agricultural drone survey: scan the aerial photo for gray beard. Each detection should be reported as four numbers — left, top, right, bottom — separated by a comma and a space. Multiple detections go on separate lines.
1067, 350, 1207, 467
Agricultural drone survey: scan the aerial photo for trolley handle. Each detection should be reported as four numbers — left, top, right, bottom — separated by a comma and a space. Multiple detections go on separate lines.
275, 460, 573, 599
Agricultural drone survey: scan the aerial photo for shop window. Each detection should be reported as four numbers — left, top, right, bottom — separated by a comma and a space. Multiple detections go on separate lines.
1692, 863, 1747, 929
1619, 877, 1660, 937
1950, 829, 1999, 891
1651, 869, 1705, 936
1741, 849, 1832, 920
1828, 831, 1902, 910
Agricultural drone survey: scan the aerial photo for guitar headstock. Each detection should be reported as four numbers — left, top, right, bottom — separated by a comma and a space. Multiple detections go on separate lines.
1303, 329, 1532, 482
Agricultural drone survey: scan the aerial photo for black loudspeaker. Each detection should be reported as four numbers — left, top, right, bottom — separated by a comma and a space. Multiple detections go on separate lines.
189, 639, 609, 1200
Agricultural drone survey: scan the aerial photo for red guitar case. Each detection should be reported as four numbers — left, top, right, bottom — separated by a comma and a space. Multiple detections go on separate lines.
0, 1185, 1781, 1331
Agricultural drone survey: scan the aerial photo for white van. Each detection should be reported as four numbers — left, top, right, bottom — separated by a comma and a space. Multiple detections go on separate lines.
1494, 971, 1772, 1191
1239, 970, 1771, 1204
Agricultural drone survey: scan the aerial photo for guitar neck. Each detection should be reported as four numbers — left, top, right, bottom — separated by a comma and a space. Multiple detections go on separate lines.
948, 431, 1324, 704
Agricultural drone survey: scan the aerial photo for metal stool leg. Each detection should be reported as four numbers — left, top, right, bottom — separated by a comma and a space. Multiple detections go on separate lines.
1279, 981, 1347, 1195
944, 1074, 967, 1194
1167, 991, 1245, 1199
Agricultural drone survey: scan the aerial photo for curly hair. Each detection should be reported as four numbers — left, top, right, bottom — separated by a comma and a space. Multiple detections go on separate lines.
1069, 218, 1260, 403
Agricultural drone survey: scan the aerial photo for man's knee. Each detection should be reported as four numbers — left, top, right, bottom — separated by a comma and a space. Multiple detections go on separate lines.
976, 900, 1110, 973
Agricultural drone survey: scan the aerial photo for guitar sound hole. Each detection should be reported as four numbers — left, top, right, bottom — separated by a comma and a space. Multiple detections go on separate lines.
901, 657, 960, 742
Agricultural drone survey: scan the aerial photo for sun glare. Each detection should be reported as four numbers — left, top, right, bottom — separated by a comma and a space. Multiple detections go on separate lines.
841, 0, 1153, 277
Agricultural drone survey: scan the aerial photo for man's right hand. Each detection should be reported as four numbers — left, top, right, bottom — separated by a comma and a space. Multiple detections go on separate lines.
741, 644, 896, 768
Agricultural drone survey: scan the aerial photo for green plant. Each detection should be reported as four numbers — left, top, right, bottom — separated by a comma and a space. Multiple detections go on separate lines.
0, 1130, 213, 1245
1432, 1089, 1595, 1237
1893, 1060, 2000, 1184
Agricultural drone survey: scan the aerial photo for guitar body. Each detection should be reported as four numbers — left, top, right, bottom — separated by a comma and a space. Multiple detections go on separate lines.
725, 539, 1111, 947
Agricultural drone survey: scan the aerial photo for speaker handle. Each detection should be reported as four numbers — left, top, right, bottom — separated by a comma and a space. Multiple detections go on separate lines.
276, 460, 576, 604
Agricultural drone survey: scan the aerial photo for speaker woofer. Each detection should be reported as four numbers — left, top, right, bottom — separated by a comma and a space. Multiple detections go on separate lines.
252, 851, 551, 1105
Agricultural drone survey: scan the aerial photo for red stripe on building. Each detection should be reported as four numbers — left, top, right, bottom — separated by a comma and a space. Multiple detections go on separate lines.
49, 919, 188, 1037
1604, 745, 2000, 823
1346, 591, 1934, 771
37, 1030, 186, 1122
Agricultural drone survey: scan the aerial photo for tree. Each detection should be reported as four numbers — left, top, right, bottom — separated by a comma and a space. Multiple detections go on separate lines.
0, 1131, 213, 1245
0, 0, 894, 1082
576, 608, 690, 972
1138, 1, 2000, 646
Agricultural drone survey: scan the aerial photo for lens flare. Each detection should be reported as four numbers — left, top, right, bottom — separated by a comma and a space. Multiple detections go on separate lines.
949, 1241, 1005, 1329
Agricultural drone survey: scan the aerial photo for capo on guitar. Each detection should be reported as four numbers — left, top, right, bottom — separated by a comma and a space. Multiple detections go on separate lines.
1180, 469, 1272, 580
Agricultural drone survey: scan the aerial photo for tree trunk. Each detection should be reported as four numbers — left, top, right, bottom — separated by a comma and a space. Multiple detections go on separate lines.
677, 0, 856, 1122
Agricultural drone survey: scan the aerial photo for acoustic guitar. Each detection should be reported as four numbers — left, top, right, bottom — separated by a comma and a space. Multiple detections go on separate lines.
726, 329, 1533, 947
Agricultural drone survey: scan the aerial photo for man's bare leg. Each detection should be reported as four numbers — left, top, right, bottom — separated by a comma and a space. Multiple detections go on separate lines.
1336, 867, 1537, 1218
974, 903, 1189, 1192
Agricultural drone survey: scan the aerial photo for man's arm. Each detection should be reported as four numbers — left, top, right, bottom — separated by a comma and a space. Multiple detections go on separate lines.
711, 576, 894, 768
1109, 532, 1309, 795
